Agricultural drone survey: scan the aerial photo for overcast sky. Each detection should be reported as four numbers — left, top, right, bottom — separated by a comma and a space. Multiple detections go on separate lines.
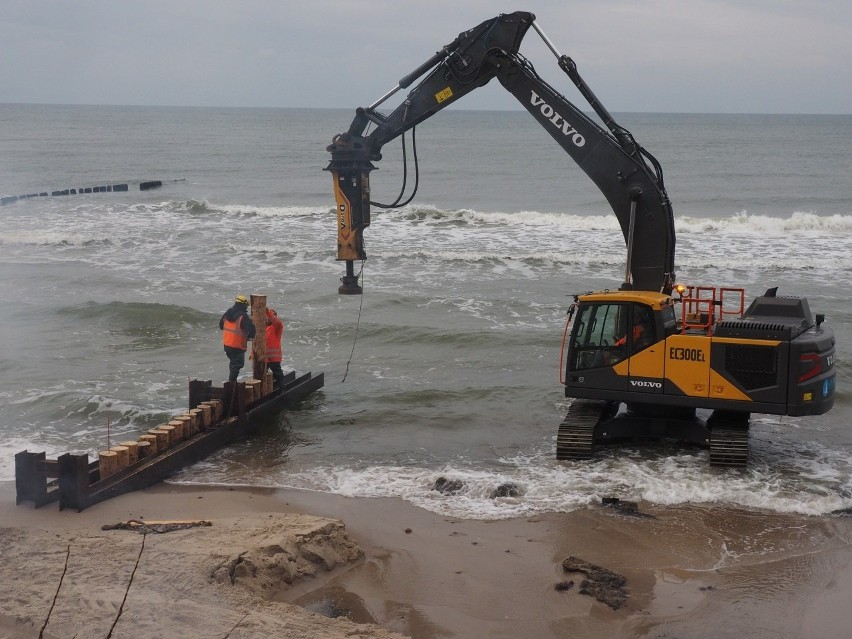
2, 0, 850, 114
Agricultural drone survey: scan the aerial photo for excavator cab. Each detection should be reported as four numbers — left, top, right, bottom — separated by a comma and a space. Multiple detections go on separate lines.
565, 291, 674, 393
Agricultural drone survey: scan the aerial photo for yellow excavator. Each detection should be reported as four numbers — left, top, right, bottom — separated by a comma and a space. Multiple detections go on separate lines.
325, 11, 836, 466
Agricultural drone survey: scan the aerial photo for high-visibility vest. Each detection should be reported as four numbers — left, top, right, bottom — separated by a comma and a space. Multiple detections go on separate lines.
222, 315, 248, 350
266, 319, 283, 362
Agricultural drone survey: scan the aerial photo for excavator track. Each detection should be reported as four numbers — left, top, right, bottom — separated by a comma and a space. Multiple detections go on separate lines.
556, 400, 609, 461
708, 425, 749, 468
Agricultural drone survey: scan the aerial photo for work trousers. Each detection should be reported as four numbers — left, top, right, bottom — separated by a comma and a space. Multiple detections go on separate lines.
224, 346, 246, 382
268, 361, 285, 389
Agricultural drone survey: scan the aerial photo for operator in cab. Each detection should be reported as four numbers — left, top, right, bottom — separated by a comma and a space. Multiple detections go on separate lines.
219, 294, 256, 382
615, 306, 654, 351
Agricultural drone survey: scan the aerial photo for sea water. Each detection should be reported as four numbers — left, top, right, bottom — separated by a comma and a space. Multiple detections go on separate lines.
1, 104, 850, 519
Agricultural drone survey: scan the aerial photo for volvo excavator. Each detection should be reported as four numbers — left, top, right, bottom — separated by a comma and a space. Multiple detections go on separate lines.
325, 11, 836, 467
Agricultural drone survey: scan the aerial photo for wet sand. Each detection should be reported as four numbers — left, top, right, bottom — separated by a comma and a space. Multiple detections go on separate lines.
1, 481, 850, 638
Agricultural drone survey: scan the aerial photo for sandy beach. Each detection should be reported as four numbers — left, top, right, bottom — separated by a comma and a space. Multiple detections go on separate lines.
1, 480, 851, 639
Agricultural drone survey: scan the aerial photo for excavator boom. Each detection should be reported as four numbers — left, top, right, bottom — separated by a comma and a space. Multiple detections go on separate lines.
326, 11, 676, 294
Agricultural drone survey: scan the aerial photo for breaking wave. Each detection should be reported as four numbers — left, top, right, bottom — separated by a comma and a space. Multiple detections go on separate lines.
174, 433, 852, 520
676, 211, 852, 235
377, 205, 852, 235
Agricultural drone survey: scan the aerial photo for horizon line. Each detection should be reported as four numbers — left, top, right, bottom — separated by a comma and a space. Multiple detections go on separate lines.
1, 101, 850, 117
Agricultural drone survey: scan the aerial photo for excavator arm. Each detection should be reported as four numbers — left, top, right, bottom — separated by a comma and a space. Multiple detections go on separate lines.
326, 11, 676, 294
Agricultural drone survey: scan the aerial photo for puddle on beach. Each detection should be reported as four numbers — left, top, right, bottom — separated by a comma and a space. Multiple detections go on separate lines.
287, 584, 446, 639
648, 569, 713, 617
290, 584, 377, 624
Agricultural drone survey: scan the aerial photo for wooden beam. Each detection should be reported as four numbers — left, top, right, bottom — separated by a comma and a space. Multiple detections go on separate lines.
250, 294, 268, 382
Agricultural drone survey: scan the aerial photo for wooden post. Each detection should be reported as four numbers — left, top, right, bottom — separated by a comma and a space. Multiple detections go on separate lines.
207, 399, 223, 424
198, 403, 213, 427
148, 429, 169, 451
250, 294, 268, 383
99, 450, 119, 478
240, 381, 251, 405
168, 419, 185, 441
136, 440, 151, 459
109, 445, 130, 469
119, 441, 139, 465
177, 414, 192, 437
189, 408, 204, 430
246, 379, 262, 404
159, 424, 177, 446
139, 434, 158, 454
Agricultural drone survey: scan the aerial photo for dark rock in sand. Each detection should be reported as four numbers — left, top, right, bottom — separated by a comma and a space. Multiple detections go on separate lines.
601, 496, 656, 519
490, 482, 521, 498
434, 477, 465, 495
562, 556, 628, 610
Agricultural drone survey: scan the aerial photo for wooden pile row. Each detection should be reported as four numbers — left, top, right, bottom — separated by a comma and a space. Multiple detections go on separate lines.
98, 398, 224, 479
97, 370, 278, 479
247, 370, 275, 407
242, 376, 271, 405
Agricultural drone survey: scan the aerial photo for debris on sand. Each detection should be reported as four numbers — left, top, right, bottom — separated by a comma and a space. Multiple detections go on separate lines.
561, 556, 628, 610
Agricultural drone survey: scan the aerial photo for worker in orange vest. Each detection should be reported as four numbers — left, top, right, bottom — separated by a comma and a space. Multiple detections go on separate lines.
615, 311, 653, 350
219, 294, 256, 382
266, 308, 285, 390
615, 323, 645, 347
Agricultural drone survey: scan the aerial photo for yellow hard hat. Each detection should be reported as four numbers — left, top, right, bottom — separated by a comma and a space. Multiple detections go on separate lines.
235, 294, 248, 305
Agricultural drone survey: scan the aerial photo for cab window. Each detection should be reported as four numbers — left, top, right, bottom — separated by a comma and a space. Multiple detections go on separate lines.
569, 303, 627, 370
661, 305, 677, 337
630, 304, 656, 352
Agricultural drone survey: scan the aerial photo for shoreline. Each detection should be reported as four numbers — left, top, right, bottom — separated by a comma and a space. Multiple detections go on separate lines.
2, 481, 851, 638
